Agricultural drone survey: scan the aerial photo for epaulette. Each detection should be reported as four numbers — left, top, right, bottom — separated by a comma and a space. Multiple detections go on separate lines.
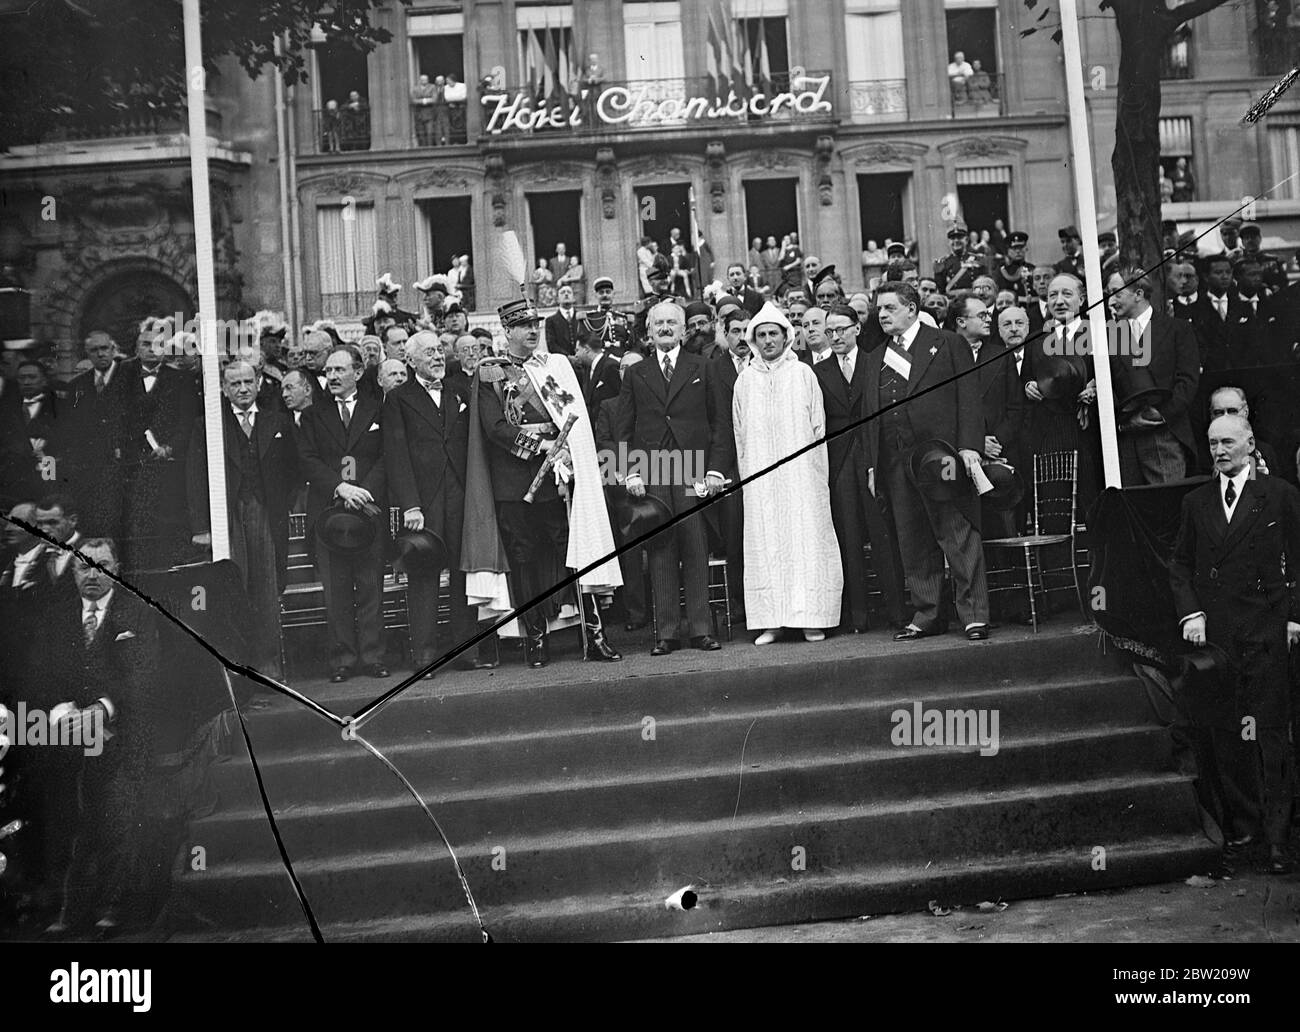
477, 357, 509, 383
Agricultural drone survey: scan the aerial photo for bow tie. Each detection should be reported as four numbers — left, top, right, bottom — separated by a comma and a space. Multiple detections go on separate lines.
419, 377, 443, 391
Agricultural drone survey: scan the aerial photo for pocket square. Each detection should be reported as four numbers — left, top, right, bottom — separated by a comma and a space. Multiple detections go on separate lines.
458, 402, 468, 413
114, 630, 136, 641
368, 422, 380, 431
691, 377, 701, 385
274, 431, 283, 439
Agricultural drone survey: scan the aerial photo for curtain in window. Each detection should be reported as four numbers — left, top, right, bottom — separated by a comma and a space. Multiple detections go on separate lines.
317, 204, 378, 297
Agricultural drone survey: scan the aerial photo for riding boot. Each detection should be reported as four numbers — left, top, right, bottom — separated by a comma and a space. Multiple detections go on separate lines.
582, 592, 622, 662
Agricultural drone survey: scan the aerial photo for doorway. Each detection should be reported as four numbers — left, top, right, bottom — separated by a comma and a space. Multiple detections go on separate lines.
634, 183, 691, 254
417, 197, 473, 278
956, 184, 1009, 241
743, 178, 800, 250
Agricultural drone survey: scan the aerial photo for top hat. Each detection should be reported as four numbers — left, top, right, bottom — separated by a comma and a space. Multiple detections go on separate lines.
592, 275, 615, 291
315, 501, 383, 555
947, 225, 968, 240
393, 528, 448, 575
1058, 225, 1081, 241
981, 461, 1024, 511
1007, 231, 1029, 247
906, 439, 971, 503
497, 298, 541, 328
811, 265, 839, 290
1111, 358, 1172, 415
605, 485, 673, 540
1036, 354, 1085, 401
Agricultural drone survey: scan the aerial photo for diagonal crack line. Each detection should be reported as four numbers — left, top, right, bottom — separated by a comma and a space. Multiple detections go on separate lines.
0, 522, 346, 727
1243, 66, 1300, 124
348, 729, 492, 943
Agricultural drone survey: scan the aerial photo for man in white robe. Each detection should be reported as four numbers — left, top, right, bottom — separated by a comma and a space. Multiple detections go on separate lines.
733, 301, 843, 643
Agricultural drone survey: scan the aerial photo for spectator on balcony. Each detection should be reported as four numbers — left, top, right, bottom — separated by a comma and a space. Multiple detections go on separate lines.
341, 91, 370, 152
321, 99, 341, 153
548, 243, 571, 284
578, 53, 604, 128
1160, 170, 1175, 204
636, 236, 656, 297
427, 75, 451, 146
444, 73, 467, 105
532, 258, 553, 290
747, 236, 764, 277
558, 255, 586, 298
990, 219, 1009, 254
780, 237, 805, 298
1171, 157, 1195, 202
669, 244, 693, 299
948, 51, 974, 103
412, 74, 437, 146
967, 60, 993, 104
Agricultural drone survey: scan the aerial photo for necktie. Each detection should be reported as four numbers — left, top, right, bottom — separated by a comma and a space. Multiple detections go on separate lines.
338, 399, 351, 429
662, 354, 674, 382
47, 548, 59, 582
840, 354, 852, 383
239, 410, 253, 439
1224, 478, 1237, 509
1213, 295, 1227, 319
95, 372, 105, 394
84, 601, 98, 645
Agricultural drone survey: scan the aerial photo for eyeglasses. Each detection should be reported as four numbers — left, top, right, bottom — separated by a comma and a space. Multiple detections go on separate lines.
826, 326, 856, 338
962, 311, 993, 320
1210, 406, 1242, 416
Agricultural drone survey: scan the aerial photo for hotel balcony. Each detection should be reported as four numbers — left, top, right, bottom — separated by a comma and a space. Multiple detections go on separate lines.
846, 79, 908, 124
950, 71, 1004, 119
479, 71, 835, 140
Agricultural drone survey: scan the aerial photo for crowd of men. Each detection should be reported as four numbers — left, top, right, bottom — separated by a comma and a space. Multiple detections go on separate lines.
2, 214, 1300, 933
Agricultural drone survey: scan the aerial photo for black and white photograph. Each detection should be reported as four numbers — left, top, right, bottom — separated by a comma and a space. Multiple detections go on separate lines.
0, 0, 1298, 992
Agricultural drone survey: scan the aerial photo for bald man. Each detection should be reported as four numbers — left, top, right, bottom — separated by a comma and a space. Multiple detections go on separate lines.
187, 360, 299, 678
1171, 414, 1300, 873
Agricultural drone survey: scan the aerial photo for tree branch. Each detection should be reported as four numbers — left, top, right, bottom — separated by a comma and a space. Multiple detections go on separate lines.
1167, 0, 1231, 27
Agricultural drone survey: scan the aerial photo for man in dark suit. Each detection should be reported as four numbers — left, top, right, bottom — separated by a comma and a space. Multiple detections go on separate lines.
616, 299, 734, 654
384, 331, 484, 676
186, 360, 298, 677
594, 352, 648, 630
119, 321, 199, 568
725, 263, 766, 316
60, 332, 129, 541
707, 307, 751, 623
579, 335, 622, 416
1183, 254, 1262, 371
1171, 414, 1300, 874
10, 358, 60, 500
1106, 268, 1200, 485
545, 284, 581, 356
863, 282, 990, 641
297, 345, 389, 682
814, 304, 907, 632
38, 536, 158, 935
1026, 265, 1055, 341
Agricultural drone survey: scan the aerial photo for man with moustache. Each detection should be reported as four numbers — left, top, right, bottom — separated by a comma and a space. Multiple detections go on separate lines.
297, 345, 390, 682
616, 300, 733, 654
814, 304, 907, 632
1171, 414, 1300, 874
581, 276, 633, 354
681, 301, 720, 360
464, 299, 622, 667
545, 284, 582, 356
385, 331, 487, 676
864, 282, 990, 642
299, 330, 336, 404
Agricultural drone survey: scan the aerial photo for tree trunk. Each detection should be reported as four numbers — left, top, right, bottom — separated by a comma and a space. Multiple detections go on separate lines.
1110, 1, 1170, 291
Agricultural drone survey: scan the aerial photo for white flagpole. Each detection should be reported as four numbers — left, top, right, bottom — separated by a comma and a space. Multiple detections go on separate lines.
183, 0, 231, 559
1059, 0, 1121, 489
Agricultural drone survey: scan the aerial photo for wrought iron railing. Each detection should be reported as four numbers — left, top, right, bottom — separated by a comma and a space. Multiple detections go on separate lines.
950, 71, 1004, 118
313, 106, 372, 154
6, 96, 221, 147
479, 71, 835, 137
319, 292, 373, 319
410, 101, 468, 146
847, 79, 907, 122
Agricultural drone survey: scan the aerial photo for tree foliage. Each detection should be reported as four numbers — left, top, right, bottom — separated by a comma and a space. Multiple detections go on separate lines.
0, 0, 407, 146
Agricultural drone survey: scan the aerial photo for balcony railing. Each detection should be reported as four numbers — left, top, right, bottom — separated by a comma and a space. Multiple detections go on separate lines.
950, 71, 1003, 118
319, 291, 373, 320
410, 101, 468, 147
313, 106, 372, 154
847, 79, 907, 123
4, 96, 221, 149
479, 71, 835, 138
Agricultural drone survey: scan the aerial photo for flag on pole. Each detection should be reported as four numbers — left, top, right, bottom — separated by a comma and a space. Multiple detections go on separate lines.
706, 8, 726, 100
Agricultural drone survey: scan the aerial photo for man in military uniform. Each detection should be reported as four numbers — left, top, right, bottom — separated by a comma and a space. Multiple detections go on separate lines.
991, 230, 1033, 302
1236, 223, 1288, 296
580, 275, 633, 354
934, 225, 986, 293
466, 298, 622, 668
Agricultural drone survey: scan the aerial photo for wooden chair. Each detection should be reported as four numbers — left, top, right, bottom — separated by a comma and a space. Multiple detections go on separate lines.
983, 450, 1086, 631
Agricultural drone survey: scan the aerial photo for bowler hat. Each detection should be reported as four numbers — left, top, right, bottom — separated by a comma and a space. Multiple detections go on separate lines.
605, 485, 673, 540
981, 461, 1024, 511
315, 501, 383, 555
393, 528, 448, 575
906, 439, 971, 503
1035, 355, 1085, 401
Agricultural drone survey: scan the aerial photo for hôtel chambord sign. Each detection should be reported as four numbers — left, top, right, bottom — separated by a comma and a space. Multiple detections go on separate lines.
481, 75, 833, 135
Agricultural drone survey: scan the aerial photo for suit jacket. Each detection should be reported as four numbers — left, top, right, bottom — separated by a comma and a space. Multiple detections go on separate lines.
615, 348, 735, 483
1259, 284, 1300, 365
584, 353, 621, 415
1170, 474, 1300, 724
296, 391, 388, 521
1181, 295, 1261, 371
813, 347, 869, 484
708, 350, 747, 479
383, 375, 471, 551
41, 589, 159, 776
738, 286, 766, 316
545, 309, 581, 356
116, 359, 199, 466
62, 362, 129, 469
594, 396, 619, 457
186, 405, 299, 588
862, 322, 982, 470
1112, 311, 1199, 455
971, 340, 1025, 455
